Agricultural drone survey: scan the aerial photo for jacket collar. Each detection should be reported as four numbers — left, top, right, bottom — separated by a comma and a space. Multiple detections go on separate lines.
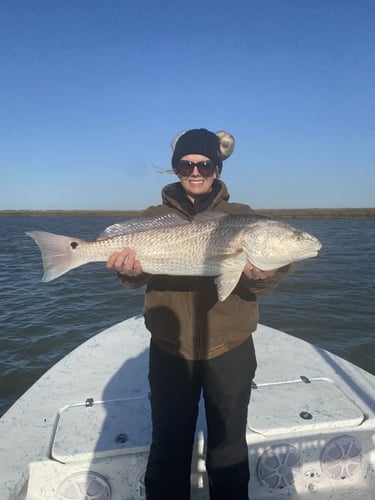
161, 180, 230, 217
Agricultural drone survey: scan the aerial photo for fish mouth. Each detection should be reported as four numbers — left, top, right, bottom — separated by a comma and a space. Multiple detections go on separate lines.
300, 249, 320, 259
303, 238, 322, 254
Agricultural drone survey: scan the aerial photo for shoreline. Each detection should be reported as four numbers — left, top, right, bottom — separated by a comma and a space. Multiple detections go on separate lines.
1, 208, 374, 218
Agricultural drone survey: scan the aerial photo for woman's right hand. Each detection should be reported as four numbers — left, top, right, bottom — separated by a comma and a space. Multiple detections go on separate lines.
106, 248, 143, 276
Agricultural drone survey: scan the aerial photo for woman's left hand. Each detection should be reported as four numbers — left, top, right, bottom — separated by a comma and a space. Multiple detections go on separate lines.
243, 261, 275, 280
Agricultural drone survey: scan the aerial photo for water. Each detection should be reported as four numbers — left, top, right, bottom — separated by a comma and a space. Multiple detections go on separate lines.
0, 216, 374, 417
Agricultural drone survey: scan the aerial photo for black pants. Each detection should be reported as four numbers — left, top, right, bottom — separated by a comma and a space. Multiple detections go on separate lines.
144, 337, 257, 500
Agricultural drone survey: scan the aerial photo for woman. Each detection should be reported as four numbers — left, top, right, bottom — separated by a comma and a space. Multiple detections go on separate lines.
106, 128, 292, 500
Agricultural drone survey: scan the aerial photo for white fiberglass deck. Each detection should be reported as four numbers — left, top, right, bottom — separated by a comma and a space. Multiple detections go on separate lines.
0, 316, 374, 499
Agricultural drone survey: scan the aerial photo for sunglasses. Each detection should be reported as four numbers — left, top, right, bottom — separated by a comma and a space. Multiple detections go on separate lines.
175, 160, 216, 178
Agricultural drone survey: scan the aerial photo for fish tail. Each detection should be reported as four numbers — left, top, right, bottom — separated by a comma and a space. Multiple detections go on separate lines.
26, 231, 87, 282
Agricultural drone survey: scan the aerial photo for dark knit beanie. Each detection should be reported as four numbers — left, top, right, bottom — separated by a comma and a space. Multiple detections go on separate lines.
172, 129, 223, 172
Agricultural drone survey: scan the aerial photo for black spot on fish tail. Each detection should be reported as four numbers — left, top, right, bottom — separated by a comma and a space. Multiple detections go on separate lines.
70, 241, 79, 249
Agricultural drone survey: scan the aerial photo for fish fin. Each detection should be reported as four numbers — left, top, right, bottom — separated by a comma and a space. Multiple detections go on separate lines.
26, 231, 87, 282
192, 211, 228, 222
193, 211, 268, 223
215, 269, 243, 302
100, 213, 189, 238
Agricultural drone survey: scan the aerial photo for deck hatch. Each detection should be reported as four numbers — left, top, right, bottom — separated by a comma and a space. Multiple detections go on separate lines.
51, 396, 151, 463
248, 377, 365, 436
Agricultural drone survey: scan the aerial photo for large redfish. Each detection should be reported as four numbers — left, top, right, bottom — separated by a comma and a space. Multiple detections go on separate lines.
26, 212, 322, 301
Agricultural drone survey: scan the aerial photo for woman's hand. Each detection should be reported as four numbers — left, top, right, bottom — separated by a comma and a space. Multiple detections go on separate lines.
106, 247, 143, 276
243, 261, 275, 280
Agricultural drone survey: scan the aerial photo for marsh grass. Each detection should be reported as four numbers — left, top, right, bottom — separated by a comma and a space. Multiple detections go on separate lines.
1, 208, 374, 218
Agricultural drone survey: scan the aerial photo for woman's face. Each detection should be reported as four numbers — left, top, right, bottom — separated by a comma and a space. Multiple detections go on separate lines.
176, 154, 217, 202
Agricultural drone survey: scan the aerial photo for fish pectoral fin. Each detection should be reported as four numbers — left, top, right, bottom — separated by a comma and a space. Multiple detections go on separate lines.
215, 270, 243, 302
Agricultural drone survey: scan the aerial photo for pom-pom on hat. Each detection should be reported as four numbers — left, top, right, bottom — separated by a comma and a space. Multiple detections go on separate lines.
171, 128, 234, 174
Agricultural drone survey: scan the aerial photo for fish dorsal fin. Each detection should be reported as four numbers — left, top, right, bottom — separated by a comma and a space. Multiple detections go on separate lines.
192, 211, 268, 225
100, 213, 189, 238
192, 211, 228, 223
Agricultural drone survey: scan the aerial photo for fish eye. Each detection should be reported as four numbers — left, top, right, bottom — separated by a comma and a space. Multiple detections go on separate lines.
294, 231, 303, 241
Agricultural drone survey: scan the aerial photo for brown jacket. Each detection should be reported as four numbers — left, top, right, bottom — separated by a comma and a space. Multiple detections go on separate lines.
120, 180, 293, 360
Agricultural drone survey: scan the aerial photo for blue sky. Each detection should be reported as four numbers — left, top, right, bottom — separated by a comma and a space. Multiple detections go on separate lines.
1, 0, 374, 210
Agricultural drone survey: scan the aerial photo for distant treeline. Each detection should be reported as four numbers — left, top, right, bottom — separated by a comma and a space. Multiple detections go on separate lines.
1, 208, 375, 218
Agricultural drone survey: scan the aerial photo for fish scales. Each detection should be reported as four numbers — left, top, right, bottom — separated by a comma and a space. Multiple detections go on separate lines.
26, 213, 322, 301
81, 222, 245, 275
